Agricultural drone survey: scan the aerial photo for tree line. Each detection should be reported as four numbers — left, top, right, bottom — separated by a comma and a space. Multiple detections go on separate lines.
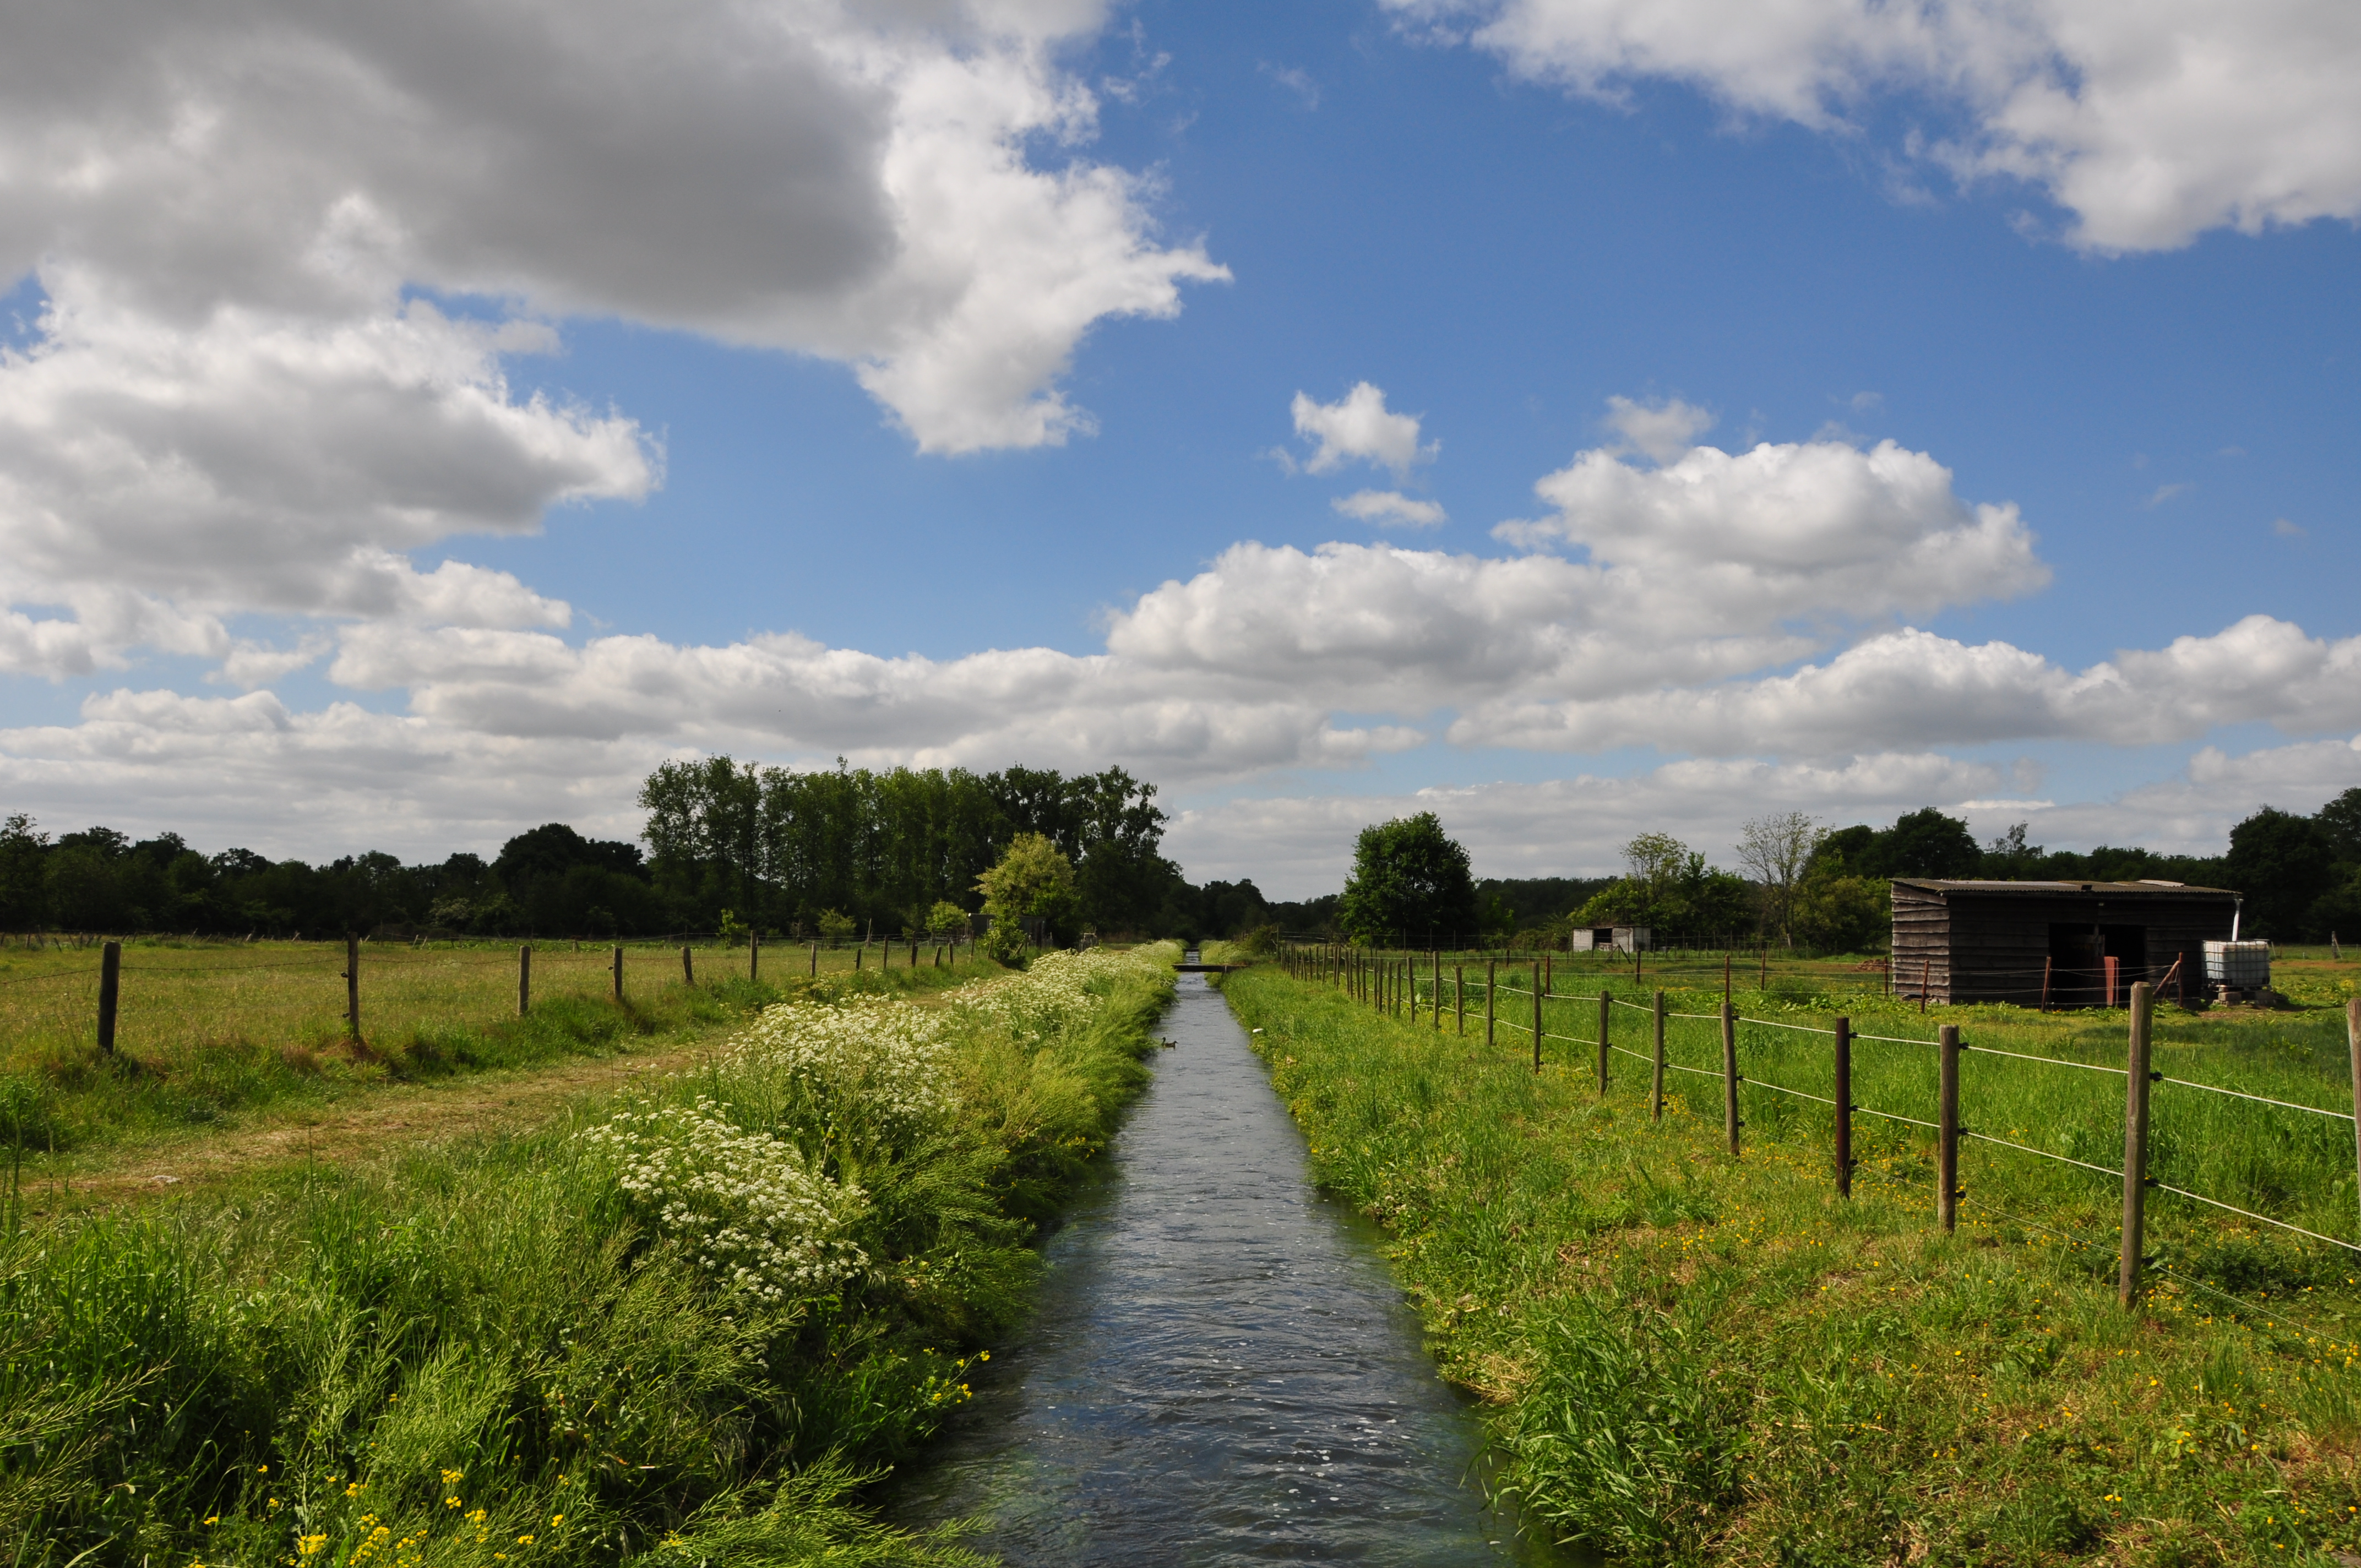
0, 758, 1255, 941
1313, 791, 2361, 950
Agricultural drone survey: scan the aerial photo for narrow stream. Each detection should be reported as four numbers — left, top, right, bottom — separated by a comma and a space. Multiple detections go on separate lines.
891, 971, 1533, 1565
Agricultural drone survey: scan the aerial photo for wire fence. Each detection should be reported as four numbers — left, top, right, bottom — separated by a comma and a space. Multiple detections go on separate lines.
0, 931, 986, 1063
1282, 939, 2361, 1306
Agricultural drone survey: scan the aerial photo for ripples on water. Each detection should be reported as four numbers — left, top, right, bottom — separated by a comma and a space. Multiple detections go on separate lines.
892, 973, 1547, 1565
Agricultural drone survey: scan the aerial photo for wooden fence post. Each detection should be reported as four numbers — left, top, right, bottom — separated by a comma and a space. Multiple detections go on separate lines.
2120, 982, 2156, 1306
346, 934, 361, 1040
1597, 989, 1611, 1093
1834, 1016, 1852, 1199
2041, 957, 2052, 1012
97, 939, 121, 1054
682, 945, 694, 986
1938, 1024, 1960, 1233
1531, 966, 1543, 1074
750, 930, 760, 982
1722, 998, 1740, 1156
612, 944, 624, 1003
1411, 958, 1420, 1023
2348, 997, 2361, 1239
810, 940, 818, 976
518, 945, 531, 1015
1652, 989, 1666, 1123
1485, 960, 1496, 1048
1433, 952, 1443, 1032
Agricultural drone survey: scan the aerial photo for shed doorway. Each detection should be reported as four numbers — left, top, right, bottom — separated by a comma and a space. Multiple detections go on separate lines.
2047, 923, 2147, 1007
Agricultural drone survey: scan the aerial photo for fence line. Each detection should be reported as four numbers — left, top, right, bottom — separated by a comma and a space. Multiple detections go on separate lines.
1959, 1129, 2123, 1180
1736, 1014, 1839, 1036
1959, 1040, 2129, 1076
2147, 1182, 2361, 1254
2155, 1076, 2356, 1123
1289, 940, 2361, 1314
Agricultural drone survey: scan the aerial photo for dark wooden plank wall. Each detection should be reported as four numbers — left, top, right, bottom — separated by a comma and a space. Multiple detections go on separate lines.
1893, 886, 2236, 1006
1892, 884, 1951, 1001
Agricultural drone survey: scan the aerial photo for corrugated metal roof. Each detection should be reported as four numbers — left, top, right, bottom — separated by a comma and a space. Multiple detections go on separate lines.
1891, 878, 2235, 896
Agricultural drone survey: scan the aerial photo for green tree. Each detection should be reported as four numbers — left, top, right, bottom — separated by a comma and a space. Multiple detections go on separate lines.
1876, 808, 1982, 878
2315, 787, 2361, 864
1737, 812, 1823, 947
976, 832, 1078, 961
0, 814, 50, 929
925, 899, 970, 938
2226, 805, 2337, 939
1336, 813, 1478, 943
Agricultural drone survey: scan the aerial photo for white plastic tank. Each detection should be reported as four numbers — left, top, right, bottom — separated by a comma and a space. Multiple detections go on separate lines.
2204, 939, 2270, 988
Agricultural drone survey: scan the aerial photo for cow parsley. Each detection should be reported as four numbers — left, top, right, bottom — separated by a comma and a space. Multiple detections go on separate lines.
581, 1099, 868, 1303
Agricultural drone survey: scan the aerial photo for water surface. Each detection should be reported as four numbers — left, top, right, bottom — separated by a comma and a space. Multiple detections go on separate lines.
892, 972, 1530, 1565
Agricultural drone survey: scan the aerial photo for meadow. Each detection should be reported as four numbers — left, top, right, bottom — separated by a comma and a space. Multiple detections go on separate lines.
1225, 954, 2361, 1565
0, 937, 992, 1162
1, 944, 1178, 1566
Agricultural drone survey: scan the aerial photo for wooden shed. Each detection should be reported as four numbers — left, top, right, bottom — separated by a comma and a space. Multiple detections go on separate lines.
1890, 879, 2238, 1008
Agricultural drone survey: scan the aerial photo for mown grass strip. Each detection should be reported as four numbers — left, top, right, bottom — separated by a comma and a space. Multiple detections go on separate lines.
2, 945, 1177, 1567
1223, 965, 2361, 1566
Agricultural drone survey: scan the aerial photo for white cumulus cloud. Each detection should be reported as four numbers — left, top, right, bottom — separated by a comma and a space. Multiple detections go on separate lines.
1383, 0, 2361, 252
1290, 382, 1436, 477
0, 0, 1228, 680
1603, 394, 1715, 464
1332, 489, 1448, 528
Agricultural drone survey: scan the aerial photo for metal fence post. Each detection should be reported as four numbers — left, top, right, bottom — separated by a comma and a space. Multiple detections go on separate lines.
1721, 998, 1739, 1155
1652, 989, 1666, 1123
1938, 1024, 1960, 1232
1835, 1015, 1852, 1199
2120, 982, 2156, 1305
97, 939, 121, 1054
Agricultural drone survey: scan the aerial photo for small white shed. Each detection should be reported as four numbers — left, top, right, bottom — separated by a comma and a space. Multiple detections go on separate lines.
1569, 925, 1651, 952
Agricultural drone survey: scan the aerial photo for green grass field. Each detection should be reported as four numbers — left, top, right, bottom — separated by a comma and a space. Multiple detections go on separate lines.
1228, 957, 2361, 1565
0, 937, 995, 1159
1, 944, 1180, 1566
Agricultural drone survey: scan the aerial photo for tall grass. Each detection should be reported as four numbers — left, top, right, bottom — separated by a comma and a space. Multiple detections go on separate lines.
1225, 965, 2361, 1565
0, 945, 1177, 1566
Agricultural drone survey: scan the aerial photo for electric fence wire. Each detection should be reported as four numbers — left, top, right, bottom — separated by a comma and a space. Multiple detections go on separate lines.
1961, 1194, 2361, 1353
2154, 1076, 2356, 1123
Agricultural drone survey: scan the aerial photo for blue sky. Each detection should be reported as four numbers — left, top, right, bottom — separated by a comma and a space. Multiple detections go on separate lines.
0, 0, 2355, 894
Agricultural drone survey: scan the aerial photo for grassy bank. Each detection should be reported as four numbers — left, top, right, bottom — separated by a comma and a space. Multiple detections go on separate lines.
2, 944, 1177, 1566
1224, 965, 2361, 1566
0, 940, 1004, 1159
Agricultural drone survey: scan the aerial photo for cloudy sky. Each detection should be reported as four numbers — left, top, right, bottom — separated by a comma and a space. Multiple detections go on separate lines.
1, 0, 2356, 895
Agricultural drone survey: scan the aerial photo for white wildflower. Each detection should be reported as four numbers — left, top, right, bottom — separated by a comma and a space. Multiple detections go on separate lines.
580, 1099, 868, 1302
722, 995, 955, 1130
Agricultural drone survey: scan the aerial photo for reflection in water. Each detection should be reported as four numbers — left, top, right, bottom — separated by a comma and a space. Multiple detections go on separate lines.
891, 973, 1530, 1565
